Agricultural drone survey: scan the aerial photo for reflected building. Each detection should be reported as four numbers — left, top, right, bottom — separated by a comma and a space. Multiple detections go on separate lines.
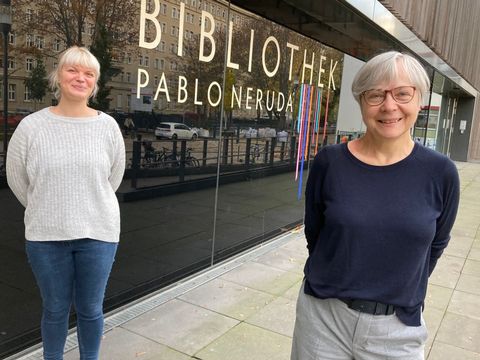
1, 0, 480, 357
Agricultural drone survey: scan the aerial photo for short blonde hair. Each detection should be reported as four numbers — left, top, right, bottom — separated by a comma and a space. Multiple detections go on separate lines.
351, 51, 430, 105
49, 46, 101, 100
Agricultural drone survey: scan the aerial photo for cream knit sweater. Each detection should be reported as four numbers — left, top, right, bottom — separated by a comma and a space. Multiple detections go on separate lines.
6, 107, 125, 242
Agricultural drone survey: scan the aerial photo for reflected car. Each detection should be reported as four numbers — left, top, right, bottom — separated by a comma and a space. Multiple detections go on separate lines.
0, 114, 27, 128
155, 122, 198, 140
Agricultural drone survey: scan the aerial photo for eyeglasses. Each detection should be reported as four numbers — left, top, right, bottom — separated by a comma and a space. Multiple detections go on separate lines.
362, 86, 416, 106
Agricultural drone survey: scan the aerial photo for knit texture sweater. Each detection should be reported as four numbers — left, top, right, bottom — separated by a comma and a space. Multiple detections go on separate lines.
6, 107, 125, 243
303, 142, 459, 326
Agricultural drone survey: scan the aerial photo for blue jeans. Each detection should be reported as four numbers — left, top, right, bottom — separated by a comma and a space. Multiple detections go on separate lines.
26, 239, 118, 360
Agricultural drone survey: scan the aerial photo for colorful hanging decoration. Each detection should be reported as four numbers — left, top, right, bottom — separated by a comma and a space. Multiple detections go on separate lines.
323, 87, 331, 145
295, 83, 326, 200
295, 84, 306, 180
314, 88, 322, 154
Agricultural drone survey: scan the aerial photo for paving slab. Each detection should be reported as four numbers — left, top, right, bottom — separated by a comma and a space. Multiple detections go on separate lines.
447, 290, 480, 321
428, 254, 465, 288
428, 341, 480, 360
425, 284, 453, 311
435, 312, 480, 353
463, 259, 480, 275
64, 327, 191, 360
277, 234, 309, 257
245, 296, 297, 337
194, 322, 292, 360
451, 226, 477, 238
178, 278, 275, 321
456, 273, 480, 296
121, 299, 239, 356
423, 307, 445, 355
282, 279, 303, 301
219, 261, 302, 296
443, 235, 474, 258
468, 247, 480, 261
252, 246, 306, 274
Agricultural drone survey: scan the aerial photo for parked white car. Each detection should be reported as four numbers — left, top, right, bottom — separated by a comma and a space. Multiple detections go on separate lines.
241, 128, 258, 138
155, 122, 198, 140
191, 127, 210, 138
277, 130, 289, 143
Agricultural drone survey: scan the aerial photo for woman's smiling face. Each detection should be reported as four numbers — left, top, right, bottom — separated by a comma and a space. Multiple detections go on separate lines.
360, 62, 421, 142
58, 64, 96, 102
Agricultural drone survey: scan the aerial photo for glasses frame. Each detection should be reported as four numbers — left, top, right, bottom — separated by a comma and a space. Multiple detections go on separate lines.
362, 86, 416, 106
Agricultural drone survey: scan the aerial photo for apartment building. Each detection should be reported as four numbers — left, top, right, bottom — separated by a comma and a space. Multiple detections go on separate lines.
2, 0, 244, 115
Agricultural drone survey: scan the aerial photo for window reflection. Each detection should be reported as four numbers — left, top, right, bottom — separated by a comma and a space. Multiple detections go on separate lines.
1, 0, 347, 357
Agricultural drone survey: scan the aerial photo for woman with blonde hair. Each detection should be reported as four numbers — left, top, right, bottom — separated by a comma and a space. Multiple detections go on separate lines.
7, 46, 125, 360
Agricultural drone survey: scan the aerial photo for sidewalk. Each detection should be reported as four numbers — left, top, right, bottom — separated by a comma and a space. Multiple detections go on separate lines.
14, 161, 480, 360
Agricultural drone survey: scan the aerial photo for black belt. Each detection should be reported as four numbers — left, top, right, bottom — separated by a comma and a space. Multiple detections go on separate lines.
339, 298, 395, 315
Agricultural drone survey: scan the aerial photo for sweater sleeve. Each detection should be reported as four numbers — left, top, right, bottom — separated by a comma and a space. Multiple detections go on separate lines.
429, 159, 460, 275
6, 124, 29, 207
109, 122, 126, 192
304, 151, 326, 254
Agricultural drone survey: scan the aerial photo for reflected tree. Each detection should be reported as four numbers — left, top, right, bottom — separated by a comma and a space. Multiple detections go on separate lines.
24, 57, 48, 111
178, 28, 226, 128
13, 0, 137, 49
90, 23, 121, 111
12, 0, 138, 110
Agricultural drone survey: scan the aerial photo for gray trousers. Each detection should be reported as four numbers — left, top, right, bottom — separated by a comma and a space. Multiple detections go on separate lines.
291, 284, 427, 360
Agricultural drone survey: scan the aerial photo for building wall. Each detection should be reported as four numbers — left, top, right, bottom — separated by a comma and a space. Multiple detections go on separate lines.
380, 0, 480, 88
379, 0, 480, 161
470, 97, 480, 161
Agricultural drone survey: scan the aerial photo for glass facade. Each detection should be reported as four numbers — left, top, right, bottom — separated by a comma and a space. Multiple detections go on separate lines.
0, 2, 344, 356
0, 0, 475, 357
413, 70, 474, 159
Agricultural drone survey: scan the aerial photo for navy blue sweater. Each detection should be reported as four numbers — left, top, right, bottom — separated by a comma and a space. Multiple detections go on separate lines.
303, 142, 459, 326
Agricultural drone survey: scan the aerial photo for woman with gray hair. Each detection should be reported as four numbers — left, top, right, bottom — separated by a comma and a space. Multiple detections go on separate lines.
7, 46, 125, 360
291, 51, 459, 359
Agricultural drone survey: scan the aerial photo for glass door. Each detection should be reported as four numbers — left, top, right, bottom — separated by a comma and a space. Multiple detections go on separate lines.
430, 71, 458, 156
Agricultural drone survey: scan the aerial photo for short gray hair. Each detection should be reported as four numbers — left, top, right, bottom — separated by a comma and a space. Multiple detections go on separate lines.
351, 51, 430, 105
49, 46, 101, 100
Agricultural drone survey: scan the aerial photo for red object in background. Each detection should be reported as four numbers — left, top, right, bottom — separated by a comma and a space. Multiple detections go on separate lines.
183, 111, 199, 122
421, 105, 440, 111
0, 114, 24, 127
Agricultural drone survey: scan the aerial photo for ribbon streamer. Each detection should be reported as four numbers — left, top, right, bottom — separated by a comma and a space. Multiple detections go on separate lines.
295, 83, 328, 199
